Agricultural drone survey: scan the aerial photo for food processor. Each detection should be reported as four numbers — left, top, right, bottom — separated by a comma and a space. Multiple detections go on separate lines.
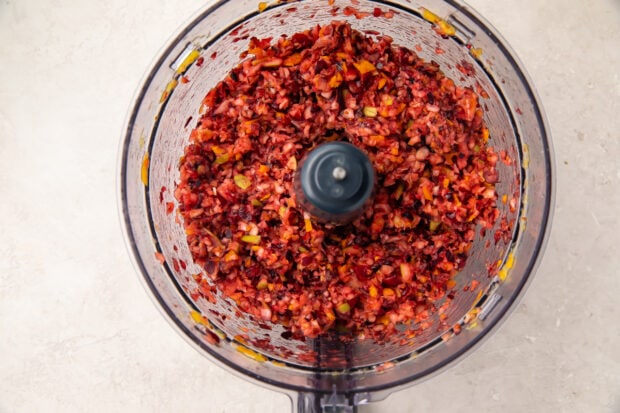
118, 0, 554, 411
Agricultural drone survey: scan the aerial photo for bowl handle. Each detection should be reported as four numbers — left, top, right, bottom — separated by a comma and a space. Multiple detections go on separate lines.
292, 389, 358, 412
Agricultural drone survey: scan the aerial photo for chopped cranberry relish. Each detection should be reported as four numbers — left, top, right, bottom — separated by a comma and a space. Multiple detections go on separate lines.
175, 22, 498, 340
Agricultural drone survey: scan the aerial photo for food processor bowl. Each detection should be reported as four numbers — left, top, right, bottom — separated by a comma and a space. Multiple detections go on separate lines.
118, 0, 554, 411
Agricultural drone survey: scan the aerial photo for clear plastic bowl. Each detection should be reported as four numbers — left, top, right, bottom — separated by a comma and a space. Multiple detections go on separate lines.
118, 0, 554, 411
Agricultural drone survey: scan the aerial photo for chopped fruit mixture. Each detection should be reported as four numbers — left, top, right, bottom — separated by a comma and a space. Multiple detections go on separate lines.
175, 22, 498, 340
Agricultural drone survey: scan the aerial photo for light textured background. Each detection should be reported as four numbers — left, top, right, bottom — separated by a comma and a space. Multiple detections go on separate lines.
1, 0, 618, 412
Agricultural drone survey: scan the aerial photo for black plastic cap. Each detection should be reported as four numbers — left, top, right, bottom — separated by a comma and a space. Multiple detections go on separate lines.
296, 142, 374, 223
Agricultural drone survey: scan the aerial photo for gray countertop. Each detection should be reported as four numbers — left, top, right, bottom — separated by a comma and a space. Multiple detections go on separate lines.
1, 0, 618, 412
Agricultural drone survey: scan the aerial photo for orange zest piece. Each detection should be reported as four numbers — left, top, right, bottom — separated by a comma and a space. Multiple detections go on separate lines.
241, 235, 261, 244
141, 153, 149, 186
353, 59, 376, 74
284, 53, 303, 66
